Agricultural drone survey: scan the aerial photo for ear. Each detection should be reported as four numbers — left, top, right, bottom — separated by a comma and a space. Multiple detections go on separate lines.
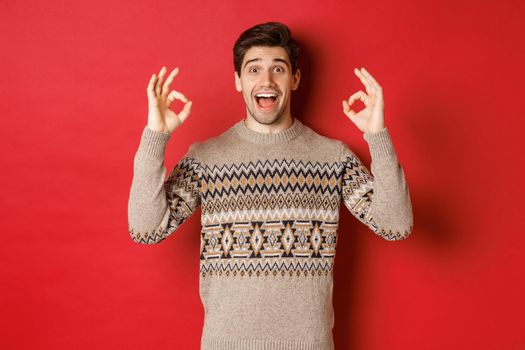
234, 71, 242, 92
291, 68, 301, 91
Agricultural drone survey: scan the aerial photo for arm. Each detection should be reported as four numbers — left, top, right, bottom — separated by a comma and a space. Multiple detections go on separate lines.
341, 67, 413, 240
340, 128, 413, 240
127, 65, 199, 244
128, 126, 201, 244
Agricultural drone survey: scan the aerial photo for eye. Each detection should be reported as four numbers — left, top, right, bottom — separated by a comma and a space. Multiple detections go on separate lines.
273, 66, 285, 73
248, 67, 258, 73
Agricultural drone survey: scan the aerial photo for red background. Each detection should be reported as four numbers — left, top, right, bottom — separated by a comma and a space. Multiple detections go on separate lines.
1, 0, 524, 349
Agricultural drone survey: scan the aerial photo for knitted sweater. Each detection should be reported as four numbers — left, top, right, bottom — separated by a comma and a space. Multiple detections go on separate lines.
128, 117, 413, 350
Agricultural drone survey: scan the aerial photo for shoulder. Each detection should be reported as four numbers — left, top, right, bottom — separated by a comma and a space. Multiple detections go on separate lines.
185, 123, 237, 163
299, 122, 348, 162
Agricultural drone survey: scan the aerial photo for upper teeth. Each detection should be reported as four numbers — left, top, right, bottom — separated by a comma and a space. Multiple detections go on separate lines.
256, 93, 277, 98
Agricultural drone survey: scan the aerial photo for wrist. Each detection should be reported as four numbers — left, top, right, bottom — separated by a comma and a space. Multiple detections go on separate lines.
365, 125, 386, 134
147, 124, 171, 134
363, 127, 396, 161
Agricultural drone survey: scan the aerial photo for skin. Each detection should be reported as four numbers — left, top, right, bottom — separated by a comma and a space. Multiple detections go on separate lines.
146, 50, 385, 135
342, 67, 386, 134
146, 66, 192, 134
234, 46, 300, 134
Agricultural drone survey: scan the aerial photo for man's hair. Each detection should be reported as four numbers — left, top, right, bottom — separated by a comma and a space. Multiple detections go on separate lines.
233, 22, 300, 75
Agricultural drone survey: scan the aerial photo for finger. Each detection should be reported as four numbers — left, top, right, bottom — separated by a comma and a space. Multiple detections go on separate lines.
167, 89, 189, 107
359, 67, 376, 96
177, 101, 192, 124
156, 66, 167, 96
147, 73, 157, 100
162, 67, 180, 97
342, 100, 349, 113
342, 100, 355, 116
361, 68, 384, 105
347, 90, 369, 107
355, 68, 372, 96
167, 90, 189, 103
342, 100, 357, 122
361, 67, 381, 94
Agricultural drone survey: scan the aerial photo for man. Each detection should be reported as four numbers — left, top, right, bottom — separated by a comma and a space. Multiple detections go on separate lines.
128, 22, 413, 350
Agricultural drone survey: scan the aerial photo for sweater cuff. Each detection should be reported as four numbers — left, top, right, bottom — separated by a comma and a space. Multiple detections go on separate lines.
363, 127, 396, 161
137, 126, 171, 159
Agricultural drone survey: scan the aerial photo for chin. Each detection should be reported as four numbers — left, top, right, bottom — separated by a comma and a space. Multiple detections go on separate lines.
250, 113, 282, 125
258, 114, 279, 123
248, 107, 286, 125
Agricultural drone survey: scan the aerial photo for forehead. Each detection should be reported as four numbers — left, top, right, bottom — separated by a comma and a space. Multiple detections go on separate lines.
242, 46, 290, 65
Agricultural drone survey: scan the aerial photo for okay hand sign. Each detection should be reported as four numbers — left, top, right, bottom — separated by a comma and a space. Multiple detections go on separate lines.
342, 67, 385, 134
147, 66, 192, 134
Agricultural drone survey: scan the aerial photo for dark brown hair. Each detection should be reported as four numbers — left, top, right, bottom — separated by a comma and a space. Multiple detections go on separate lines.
233, 22, 300, 75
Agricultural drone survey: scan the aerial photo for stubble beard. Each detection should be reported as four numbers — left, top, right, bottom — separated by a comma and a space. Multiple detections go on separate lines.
245, 99, 289, 126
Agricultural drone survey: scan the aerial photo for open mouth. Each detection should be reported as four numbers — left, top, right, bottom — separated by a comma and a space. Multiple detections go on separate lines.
254, 92, 278, 111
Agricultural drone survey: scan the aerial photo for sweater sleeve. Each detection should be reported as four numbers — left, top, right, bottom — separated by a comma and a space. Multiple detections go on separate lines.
127, 126, 202, 244
340, 127, 413, 240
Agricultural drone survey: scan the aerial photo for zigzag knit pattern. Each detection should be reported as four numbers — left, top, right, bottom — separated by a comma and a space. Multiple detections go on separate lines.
199, 157, 341, 279
127, 119, 414, 350
130, 151, 411, 273
129, 157, 201, 244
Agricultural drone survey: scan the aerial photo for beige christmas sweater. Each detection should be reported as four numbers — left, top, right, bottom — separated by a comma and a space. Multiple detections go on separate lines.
128, 117, 413, 350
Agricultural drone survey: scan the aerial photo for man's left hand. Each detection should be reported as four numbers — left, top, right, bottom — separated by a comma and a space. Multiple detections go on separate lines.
342, 67, 385, 134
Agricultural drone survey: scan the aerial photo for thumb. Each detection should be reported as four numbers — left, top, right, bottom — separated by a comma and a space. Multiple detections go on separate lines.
342, 100, 357, 123
177, 100, 192, 124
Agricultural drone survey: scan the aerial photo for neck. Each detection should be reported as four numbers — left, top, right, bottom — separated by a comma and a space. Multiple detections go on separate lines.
244, 113, 293, 134
234, 115, 304, 145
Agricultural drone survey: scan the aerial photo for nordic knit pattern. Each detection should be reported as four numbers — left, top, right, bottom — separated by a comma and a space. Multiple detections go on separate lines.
128, 117, 413, 350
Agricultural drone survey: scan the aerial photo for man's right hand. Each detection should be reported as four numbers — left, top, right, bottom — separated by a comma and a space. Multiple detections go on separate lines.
147, 66, 192, 134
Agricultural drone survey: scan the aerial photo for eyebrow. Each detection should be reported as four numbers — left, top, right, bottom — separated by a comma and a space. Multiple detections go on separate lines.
243, 58, 290, 69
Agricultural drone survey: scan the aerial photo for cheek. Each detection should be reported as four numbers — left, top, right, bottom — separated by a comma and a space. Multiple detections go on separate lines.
242, 90, 253, 103
240, 80, 254, 92
277, 77, 294, 89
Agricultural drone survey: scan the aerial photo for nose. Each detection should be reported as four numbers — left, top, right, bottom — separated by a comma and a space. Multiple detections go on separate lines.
259, 69, 275, 87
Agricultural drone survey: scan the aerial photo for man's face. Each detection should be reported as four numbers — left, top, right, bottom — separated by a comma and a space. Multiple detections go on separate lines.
235, 46, 301, 125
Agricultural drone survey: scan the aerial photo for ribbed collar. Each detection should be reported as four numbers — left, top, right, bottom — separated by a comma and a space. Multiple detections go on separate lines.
233, 117, 305, 144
